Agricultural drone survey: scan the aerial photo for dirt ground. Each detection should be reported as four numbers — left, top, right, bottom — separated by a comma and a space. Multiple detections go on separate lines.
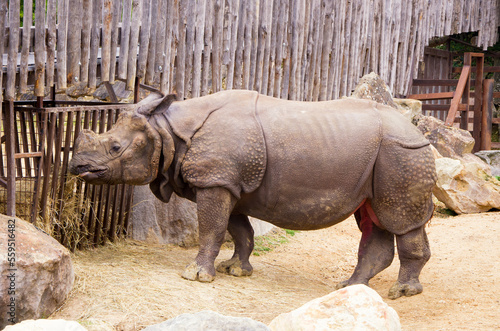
51, 211, 500, 330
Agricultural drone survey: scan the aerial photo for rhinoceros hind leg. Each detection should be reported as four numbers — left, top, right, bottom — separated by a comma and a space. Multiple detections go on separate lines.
388, 225, 430, 299
216, 214, 254, 277
336, 202, 395, 290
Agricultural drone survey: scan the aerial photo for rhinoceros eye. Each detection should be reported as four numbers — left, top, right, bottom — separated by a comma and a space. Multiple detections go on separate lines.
110, 143, 121, 153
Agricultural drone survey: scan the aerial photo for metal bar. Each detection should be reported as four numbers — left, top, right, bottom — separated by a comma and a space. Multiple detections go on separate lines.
445, 65, 471, 126
30, 110, 48, 224
40, 112, 57, 221
5, 101, 16, 216
480, 79, 494, 151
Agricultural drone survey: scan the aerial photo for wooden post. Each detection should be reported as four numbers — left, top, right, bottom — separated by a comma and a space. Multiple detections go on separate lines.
460, 53, 471, 130
5, 101, 16, 216
480, 79, 493, 151
472, 53, 484, 153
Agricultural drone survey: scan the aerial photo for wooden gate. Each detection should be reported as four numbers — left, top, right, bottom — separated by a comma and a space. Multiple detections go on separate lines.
409, 51, 499, 151
1, 98, 135, 250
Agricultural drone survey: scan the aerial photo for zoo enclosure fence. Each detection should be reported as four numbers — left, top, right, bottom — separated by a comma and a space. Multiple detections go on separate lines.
1, 92, 136, 250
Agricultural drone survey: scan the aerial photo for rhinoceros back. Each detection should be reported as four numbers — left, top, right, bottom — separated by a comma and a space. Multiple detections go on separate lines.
246, 96, 384, 229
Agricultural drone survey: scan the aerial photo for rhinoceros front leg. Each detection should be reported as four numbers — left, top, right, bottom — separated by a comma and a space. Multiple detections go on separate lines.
216, 214, 254, 277
182, 187, 237, 283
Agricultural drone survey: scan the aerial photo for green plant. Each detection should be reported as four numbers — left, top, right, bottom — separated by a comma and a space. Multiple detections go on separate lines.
252, 229, 298, 256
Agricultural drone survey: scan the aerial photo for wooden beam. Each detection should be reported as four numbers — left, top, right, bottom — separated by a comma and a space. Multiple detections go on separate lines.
407, 91, 454, 100
446, 65, 470, 126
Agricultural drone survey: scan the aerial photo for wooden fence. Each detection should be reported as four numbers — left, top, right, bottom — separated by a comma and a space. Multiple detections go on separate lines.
1, 0, 499, 104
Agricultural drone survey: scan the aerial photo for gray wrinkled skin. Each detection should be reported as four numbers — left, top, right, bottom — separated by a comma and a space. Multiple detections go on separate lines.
69, 90, 437, 299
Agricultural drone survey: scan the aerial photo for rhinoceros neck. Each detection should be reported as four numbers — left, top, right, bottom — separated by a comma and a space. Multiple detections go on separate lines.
148, 113, 189, 193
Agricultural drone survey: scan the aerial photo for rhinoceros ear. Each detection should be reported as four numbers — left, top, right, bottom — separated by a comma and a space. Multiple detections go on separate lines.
136, 93, 177, 116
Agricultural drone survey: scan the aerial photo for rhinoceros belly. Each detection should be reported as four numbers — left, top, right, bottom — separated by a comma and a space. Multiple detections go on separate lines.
236, 97, 383, 230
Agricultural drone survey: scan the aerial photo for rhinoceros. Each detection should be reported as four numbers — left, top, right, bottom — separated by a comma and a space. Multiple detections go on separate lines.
69, 90, 437, 299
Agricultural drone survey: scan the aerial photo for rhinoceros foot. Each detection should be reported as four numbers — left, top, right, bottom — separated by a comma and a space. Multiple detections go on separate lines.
216, 257, 253, 277
182, 261, 215, 283
388, 280, 423, 299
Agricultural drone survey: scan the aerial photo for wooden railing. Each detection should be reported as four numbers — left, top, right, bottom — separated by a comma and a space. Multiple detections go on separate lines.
408, 52, 499, 152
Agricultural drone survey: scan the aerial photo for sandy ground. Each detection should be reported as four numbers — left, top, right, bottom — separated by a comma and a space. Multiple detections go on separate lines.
51, 211, 500, 330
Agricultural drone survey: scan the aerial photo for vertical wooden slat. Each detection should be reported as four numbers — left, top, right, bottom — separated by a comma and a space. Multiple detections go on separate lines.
109, 0, 122, 83
211, 0, 224, 93
480, 79, 493, 151
472, 54, 484, 152
191, 0, 206, 98
201, 0, 213, 96
225, 0, 240, 91
118, 0, 133, 80
19, 0, 33, 93
46, 0, 57, 88
126, 0, 143, 90
101, 0, 113, 82
89, 0, 103, 89
176, 0, 187, 98
56, 0, 69, 89
80, 0, 92, 84
5, 0, 20, 100
67, 0, 83, 85
145, 0, 159, 85
0, 2, 6, 103
137, 0, 152, 81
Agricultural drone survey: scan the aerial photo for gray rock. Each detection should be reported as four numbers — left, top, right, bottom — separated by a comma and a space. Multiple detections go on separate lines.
143, 311, 270, 331
269, 284, 401, 331
0, 215, 74, 329
129, 186, 198, 246
350, 72, 399, 108
3, 319, 87, 331
433, 152, 500, 214
93, 81, 132, 102
415, 115, 475, 158
475, 150, 500, 176
66, 82, 94, 98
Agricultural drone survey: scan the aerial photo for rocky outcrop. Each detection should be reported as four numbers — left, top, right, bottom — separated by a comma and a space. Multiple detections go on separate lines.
269, 284, 401, 331
143, 311, 270, 331
433, 151, 500, 214
350, 71, 422, 122
129, 186, 199, 246
415, 115, 475, 158
0, 215, 74, 329
4, 319, 86, 331
475, 150, 500, 176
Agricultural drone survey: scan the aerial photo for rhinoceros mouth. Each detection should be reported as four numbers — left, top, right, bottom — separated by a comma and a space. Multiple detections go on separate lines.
75, 166, 108, 182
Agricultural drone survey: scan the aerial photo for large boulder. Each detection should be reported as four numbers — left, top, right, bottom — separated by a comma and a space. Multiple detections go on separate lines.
143, 310, 270, 331
129, 186, 198, 246
269, 284, 401, 331
433, 151, 500, 214
475, 150, 500, 177
0, 215, 74, 329
415, 115, 475, 158
350, 71, 422, 121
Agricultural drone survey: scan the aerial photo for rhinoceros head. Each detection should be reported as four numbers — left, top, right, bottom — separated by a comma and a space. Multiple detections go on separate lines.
69, 93, 176, 185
